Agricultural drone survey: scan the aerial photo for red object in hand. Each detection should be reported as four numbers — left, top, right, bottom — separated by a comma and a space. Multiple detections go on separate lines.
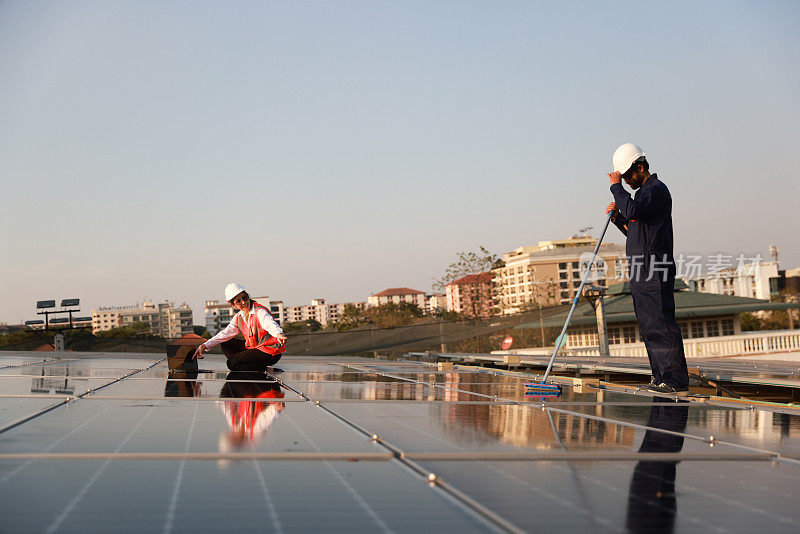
501, 336, 513, 350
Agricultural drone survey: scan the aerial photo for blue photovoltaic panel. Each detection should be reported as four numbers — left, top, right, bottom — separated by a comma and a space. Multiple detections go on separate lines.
0, 351, 799, 533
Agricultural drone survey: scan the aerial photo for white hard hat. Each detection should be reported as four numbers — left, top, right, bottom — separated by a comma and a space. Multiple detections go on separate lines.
612, 143, 646, 174
224, 282, 247, 302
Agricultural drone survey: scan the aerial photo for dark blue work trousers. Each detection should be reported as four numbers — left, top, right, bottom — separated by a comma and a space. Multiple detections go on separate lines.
630, 278, 689, 389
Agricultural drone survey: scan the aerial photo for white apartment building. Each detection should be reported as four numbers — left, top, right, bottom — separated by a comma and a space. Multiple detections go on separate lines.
284, 299, 367, 327
687, 261, 780, 300
493, 237, 627, 314
91, 305, 137, 333
425, 293, 447, 314
120, 300, 194, 338
204, 296, 285, 335
368, 288, 427, 309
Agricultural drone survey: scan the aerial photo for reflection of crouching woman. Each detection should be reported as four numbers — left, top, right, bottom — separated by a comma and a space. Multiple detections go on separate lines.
194, 283, 287, 372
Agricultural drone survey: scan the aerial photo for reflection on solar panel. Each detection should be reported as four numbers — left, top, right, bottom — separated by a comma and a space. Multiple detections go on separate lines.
1, 351, 800, 532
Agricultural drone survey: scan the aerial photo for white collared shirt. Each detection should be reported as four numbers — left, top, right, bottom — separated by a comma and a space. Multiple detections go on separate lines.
203, 303, 283, 349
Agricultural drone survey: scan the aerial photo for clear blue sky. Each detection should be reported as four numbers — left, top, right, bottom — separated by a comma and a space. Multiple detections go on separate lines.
1, 0, 798, 324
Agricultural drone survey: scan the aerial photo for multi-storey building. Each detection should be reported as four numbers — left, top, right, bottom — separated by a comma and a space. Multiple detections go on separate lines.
445, 273, 494, 317
284, 299, 367, 327
367, 288, 426, 309
91, 305, 138, 333
120, 300, 194, 338
204, 297, 285, 335
687, 261, 780, 300
493, 237, 627, 315
425, 293, 447, 314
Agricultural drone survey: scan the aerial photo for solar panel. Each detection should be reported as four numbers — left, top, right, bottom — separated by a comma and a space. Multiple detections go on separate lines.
0, 351, 799, 532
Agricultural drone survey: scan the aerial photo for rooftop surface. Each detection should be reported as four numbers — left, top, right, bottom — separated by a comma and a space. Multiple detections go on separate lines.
2, 351, 800, 532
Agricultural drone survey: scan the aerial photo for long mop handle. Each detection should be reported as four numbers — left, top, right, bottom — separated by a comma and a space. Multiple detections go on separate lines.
540, 211, 615, 383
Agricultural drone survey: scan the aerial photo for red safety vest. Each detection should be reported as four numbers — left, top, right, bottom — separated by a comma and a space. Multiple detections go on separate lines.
234, 301, 286, 356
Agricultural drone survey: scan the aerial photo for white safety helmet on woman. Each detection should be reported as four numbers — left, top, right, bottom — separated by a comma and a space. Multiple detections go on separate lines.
612, 143, 646, 174
224, 282, 247, 302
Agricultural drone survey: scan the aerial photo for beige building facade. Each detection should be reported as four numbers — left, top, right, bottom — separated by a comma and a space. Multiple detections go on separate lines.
368, 288, 426, 309
120, 300, 194, 338
493, 237, 627, 314
91, 305, 138, 333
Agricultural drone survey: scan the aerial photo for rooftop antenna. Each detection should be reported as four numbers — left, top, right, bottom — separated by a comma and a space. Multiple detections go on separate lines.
769, 244, 780, 264
573, 226, 593, 238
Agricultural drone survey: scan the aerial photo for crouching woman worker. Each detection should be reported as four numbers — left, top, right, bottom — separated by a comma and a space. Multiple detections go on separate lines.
194, 283, 287, 372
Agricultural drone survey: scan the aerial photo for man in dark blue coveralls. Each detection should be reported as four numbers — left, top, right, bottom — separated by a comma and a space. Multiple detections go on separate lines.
606, 143, 689, 394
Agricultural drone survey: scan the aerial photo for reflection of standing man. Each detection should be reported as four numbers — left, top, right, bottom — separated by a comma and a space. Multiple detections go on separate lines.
626, 403, 688, 533
606, 143, 689, 394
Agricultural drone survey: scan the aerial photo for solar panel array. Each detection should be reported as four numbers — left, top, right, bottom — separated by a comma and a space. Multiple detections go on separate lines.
1, 351, 800, 533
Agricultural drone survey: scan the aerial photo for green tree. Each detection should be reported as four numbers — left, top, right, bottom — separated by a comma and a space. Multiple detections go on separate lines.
335, 303, 365, 331
283, 319, 323, 333
434, 246, 503, 290
193, 325, 211, 338
362, 302, 424, 328
96, 322, 157, 338
434, 246, 502, 318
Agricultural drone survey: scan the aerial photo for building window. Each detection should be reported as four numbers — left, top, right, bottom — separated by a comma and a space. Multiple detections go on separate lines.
721, 319, 734, 336
707, 320, 720, 337
559, 263, 567, 270
572, 271, 580, 278
560, 282, 568, 289
584, 330, 598, 346
691, 321, 704, 338
560, 272, 568, 280
622, 325, 636, 343
608, 327, 620, 344
560, 291, 570, 299
572, 262, 579, 268
568, 331, 578, 346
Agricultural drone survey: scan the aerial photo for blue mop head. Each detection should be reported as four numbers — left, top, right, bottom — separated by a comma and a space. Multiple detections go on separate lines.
524, 382, 562, 394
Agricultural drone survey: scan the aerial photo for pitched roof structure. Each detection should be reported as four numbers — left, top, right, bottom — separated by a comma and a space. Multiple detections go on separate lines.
371, 287, 424, 297
515, 280, 800, 329
450, 273, 494, 286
